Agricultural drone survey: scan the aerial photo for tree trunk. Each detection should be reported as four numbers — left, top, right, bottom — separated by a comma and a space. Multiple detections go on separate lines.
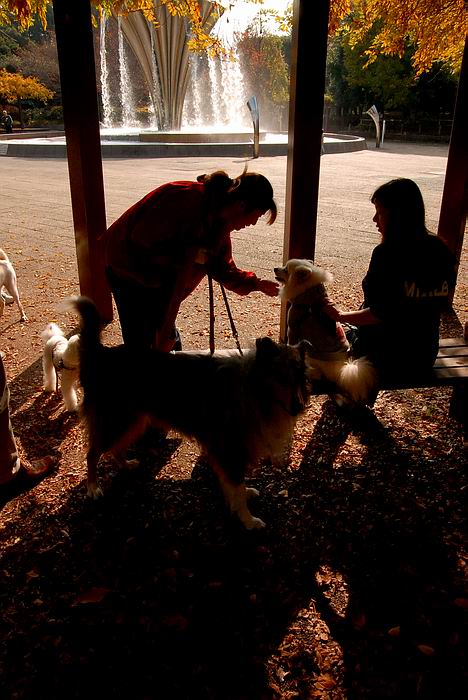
18, 99, 24, 129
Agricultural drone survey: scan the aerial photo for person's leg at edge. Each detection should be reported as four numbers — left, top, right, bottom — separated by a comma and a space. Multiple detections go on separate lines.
0, 354, 54, 492
0, 354, 21, 485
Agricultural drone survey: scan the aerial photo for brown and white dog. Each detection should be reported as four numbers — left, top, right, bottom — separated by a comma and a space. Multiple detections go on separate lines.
274, 259, 378, 405
73, 296, 316, 530
0, 248, 27, 321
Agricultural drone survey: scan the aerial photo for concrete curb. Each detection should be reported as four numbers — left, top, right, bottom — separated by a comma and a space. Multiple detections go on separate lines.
0, 133, 366, 159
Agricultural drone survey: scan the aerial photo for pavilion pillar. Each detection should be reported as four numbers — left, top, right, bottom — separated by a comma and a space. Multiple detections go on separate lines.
280, 0, 330, 340
52, 0, 113, 322
437, 34, 468, 293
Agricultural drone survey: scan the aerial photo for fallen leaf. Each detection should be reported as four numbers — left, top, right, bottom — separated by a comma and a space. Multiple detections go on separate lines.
73, 587, 111, 605
417, 644, 435, 656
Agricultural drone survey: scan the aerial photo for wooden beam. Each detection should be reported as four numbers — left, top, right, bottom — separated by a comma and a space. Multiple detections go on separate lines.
281, 0, 330, 340
438, 34, 468, 287
52, 0, 113, 322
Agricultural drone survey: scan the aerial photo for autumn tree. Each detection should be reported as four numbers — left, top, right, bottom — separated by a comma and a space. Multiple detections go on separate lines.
335, 0, 467, 76
238, 28, 290, 130
1, 1, 466, 76
327, 30, 458, 121
0, 67, 53, 125
11, 30, 60, 94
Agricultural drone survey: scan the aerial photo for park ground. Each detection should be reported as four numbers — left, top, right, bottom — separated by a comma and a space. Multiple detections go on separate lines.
0, 141, 466, 699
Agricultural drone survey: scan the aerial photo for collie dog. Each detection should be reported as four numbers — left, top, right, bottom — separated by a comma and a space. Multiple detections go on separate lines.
0, 248, 27, 321
41, 322, 80, 411
274, 259, 378, 406
73, 296, 315, 530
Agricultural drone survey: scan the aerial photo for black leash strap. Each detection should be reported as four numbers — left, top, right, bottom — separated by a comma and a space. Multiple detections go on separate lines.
208, 274, 243, 356
208, 273, 215, 355
219, 282, 243, 355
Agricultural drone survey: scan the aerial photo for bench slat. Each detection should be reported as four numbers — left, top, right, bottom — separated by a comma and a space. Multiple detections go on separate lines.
437, 346, 468, 358
438, 337, 465, 347
310, 337, 467, 394
434, 356, 468, 367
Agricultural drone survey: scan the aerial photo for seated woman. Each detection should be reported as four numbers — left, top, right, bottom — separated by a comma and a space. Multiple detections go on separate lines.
328, 178, 456, 382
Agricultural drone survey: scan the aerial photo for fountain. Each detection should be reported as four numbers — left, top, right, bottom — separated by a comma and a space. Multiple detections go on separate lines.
93, 1, 365, 154
0, 2, 366, 158
99, 0, 259, 145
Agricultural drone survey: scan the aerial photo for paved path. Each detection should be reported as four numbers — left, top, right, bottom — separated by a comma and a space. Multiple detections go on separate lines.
0, 140, 465, 348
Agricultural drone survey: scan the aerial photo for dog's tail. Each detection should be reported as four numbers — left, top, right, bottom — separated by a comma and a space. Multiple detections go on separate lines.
338, 357, 379, 405
70, 296, 103, 392
71, 296, 102, 351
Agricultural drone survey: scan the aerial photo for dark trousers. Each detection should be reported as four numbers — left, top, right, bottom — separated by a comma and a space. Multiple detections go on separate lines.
106, 268, 181, 350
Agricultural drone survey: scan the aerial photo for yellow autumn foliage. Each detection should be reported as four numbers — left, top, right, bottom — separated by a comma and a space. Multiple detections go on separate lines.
1, 0, 467, 74
0, 68, 54, 102
344, 0, 467, 75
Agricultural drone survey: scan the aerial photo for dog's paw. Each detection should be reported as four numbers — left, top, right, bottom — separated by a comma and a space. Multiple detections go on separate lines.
87, 483, 103, 499
20, 313, 28, 322
244, 515, 266, 530
246, 487, 260, 499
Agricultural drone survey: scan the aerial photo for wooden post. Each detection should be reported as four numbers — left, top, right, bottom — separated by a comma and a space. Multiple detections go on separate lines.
437, 34, 468, 291
52, 0, 113, 322
280, 0, 330, 340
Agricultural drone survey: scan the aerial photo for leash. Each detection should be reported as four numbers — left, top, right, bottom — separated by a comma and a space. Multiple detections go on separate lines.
208, 273, 243, 356
208, 273, 216, 355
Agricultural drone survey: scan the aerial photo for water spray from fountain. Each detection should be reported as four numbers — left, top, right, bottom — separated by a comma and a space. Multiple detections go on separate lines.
99, 16, 113, 127
98, 2, 255, 136
117, 16, 138, 128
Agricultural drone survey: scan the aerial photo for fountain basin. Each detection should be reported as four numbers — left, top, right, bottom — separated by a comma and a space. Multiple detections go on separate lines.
0, 131, 366, 158
138, 130, 267, 144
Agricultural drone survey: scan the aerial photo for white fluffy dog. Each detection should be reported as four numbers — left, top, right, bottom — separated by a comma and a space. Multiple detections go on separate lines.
41, 322, 81, 411
0, 248, 27, 321
274, 259, 378, 405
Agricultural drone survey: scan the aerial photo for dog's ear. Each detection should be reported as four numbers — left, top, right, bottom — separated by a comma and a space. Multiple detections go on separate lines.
293, 266, 312, 283
255, 336, 280, 359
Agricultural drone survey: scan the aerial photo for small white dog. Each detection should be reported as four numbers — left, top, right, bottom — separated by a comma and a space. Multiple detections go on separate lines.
41, 322, 81, 411
274, 259, 378, 405
0, 248, 27, 321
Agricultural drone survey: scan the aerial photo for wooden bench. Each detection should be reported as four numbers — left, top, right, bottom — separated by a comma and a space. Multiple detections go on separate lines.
313, 337, 468, 440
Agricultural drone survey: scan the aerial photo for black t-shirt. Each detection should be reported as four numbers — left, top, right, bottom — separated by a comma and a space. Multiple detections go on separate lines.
354, 234, 455, 377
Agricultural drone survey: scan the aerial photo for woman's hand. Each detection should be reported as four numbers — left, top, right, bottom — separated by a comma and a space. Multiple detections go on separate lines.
324, 304, 342, 321
258, 279, 279, 297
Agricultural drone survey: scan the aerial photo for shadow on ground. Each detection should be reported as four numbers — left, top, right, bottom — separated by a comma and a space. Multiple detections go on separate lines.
0, 394, 466, 699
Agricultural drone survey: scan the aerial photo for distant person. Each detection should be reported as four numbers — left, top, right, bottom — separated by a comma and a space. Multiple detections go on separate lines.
2, 110, 13, 134
102, 168, 279, 351
327, 178, 456, 381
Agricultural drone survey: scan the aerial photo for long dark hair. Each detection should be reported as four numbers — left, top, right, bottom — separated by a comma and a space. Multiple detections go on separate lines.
197, 168, 277, 224
371, 178, 428, 243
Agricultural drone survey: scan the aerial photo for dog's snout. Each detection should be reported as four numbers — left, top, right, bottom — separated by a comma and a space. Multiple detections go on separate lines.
274, 266, 286, 281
